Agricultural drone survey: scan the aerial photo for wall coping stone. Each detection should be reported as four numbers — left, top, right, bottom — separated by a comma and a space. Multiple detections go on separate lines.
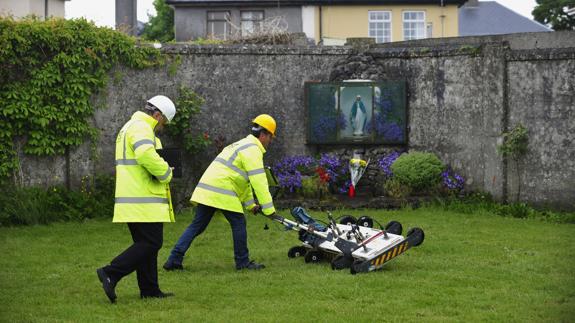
509, 47, 575, 61
161, 43, 355, 56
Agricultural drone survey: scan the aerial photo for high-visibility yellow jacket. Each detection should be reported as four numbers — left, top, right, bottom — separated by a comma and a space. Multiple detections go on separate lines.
113, 111, 174, 223
191, 135, 275, 215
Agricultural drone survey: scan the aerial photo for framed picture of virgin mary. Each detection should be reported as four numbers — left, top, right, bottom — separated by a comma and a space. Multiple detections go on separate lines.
305, 80, 406, 145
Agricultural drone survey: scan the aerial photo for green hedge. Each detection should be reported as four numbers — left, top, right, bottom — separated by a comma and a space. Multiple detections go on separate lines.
391, 151, 444, 192
0, 175, 114, 226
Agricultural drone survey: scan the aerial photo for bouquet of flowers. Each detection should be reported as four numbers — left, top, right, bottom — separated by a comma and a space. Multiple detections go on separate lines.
348, 156, 370, 197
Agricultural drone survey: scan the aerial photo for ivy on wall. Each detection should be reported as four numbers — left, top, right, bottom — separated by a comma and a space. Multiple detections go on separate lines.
167, 86, 212, 153
0, 17, 164, 179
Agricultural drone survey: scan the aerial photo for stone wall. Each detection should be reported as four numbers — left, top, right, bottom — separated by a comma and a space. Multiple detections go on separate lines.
10, 32, 575, 210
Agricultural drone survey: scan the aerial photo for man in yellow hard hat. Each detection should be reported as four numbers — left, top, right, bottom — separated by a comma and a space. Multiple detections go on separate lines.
163, 114, 277, 271
96, 95, 176, 303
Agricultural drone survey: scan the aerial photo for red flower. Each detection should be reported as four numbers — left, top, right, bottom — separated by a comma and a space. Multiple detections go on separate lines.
203, 132, 209, 139
315, 167, 330, 183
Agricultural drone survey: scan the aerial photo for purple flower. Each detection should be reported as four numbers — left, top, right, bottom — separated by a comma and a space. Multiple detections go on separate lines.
338, 179, 351, 194
273, 156, 316, 192
318, 153, 342, 180
378, 151, 401, 177
442, 167, 465, 190
273, 154, 350, 194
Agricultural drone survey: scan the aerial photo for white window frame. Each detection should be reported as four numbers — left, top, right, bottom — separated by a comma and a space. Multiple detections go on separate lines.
368, 11, 392, 43
207, 11, 231, 40
403, 11, 426, 41
240, 11, 264, 36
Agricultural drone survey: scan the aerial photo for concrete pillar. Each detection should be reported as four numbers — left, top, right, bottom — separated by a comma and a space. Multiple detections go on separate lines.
116, 0, 137, 35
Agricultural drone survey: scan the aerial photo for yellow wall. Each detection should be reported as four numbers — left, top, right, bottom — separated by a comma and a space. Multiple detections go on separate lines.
316, 5, 459, 44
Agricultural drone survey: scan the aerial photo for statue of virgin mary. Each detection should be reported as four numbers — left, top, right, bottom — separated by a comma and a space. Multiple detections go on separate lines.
350, 95, 367, 136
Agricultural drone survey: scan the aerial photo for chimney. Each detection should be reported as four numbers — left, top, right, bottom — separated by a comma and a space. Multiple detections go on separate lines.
466, 0, 479, 7
116, 0, 138, 36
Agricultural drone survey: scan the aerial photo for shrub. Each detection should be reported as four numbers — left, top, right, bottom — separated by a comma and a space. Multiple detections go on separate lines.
391, 151, 444, 193
383, 178, 411, 198
0, 174, 114, 226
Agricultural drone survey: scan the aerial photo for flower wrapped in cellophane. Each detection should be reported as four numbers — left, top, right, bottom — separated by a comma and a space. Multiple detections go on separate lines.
349, 156, 370, 195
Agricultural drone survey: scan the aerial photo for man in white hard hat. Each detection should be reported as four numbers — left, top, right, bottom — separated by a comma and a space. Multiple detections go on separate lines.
96, 95, 177, 303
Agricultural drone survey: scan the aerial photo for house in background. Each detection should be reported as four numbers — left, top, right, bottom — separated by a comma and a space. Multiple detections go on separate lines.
165, 0, 468, 44
459, 0, 552, 36
0, 0, 69, 20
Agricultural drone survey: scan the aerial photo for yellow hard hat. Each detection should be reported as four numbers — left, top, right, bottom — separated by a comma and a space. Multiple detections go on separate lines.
252, 114, 276, 137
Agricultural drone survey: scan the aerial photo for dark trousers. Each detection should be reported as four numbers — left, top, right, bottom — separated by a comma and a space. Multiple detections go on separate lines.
167, 204, 250, 268
103, 222, 163, 296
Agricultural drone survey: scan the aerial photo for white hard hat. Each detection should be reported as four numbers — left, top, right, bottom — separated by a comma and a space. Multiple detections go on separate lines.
147, 95, 176, 122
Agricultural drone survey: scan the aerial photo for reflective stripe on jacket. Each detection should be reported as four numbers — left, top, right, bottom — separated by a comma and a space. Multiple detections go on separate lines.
113, 111, 174, 223
190, 134, 275, 215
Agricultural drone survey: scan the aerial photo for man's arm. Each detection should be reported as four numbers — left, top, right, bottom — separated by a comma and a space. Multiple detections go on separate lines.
240, 147, 275, 216
129, 125, 172, 184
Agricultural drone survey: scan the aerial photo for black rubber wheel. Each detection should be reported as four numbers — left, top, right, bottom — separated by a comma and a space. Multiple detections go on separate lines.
357, 216, 374, 228
339, 215, 357, 225
287, 246, 307, 258
407, 227, 425, 247
350, 260, 363, 275
304, 250, 322, 263
385, 220, 403, 235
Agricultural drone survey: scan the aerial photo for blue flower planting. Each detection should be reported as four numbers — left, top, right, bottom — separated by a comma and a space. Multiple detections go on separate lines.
377, 151, 402, 177
442, 167, 465, 191
273, 154, 350, 194
272, 156, 315, 192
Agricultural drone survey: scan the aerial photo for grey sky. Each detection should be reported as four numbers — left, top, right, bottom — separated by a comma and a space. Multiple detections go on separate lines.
65, 0, 539, 28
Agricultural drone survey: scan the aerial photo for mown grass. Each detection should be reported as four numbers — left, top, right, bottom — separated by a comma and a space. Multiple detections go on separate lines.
0, 206, 573, 322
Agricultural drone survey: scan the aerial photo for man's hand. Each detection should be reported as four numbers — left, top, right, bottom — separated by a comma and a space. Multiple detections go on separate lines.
251, 205, 261, 215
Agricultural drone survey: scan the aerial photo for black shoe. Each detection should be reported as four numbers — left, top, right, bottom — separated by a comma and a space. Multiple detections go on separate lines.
237, 260, 265, 270
141, 292, 175, 299
96, 268, 117, 303
163, 261, 183, 271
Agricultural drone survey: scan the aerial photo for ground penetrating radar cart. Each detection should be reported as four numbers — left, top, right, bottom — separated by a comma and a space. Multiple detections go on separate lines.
266, 207, 425, 274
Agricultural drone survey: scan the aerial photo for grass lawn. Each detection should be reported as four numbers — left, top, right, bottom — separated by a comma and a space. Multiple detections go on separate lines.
0, 206, 574, 322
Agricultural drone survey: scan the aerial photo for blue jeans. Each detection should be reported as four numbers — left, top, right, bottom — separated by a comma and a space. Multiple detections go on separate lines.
167, 204, 250, 268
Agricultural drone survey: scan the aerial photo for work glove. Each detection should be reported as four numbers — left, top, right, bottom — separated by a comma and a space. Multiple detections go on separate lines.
251, 205, 262, 215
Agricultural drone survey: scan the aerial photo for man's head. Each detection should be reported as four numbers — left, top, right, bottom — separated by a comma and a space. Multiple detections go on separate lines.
251, 114, 276, 149
356, 95, 361, 101
144, 95, 176, 131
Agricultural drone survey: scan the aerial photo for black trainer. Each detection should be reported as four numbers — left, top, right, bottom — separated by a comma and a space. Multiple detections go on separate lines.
163, 261, 183, 271
96, 268, 117, 303
237, 260, 265, 270
141, 292, 175, 299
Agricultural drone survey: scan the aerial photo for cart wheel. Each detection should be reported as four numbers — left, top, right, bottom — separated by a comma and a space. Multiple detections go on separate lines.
304, 250, 322, 263
350, 260, 363, 275
385, 220, 403, 235
287, 246, 307, 258
357, 216, 373, 228
407, 227, 425, 247
339, 215, 357, 225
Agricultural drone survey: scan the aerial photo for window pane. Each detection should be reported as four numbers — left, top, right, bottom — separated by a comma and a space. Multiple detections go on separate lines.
241, 11, 263, 20
208, 11, 228, 20
208, 21, 229, 40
